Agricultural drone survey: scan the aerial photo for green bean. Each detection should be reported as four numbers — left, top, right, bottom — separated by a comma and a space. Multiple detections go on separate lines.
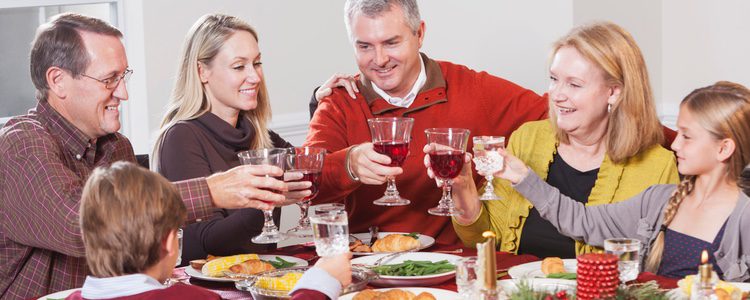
372, 260, 456, 276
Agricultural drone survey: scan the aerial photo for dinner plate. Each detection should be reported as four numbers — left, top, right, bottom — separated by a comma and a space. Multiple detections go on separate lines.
351, 252, 460, 287
339, 287, 460, 300
38, 288, 80, 299
498, 278, 577, 295
349, 232, 436, 255
507, 259, 577, 279
185, 255, 308, 282
668, 280, 750, 299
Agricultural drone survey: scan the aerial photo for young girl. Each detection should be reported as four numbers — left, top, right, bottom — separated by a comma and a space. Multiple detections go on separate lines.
431, 81, 750, 281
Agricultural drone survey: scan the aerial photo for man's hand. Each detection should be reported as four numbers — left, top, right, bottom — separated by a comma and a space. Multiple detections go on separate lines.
314, 252, 353, 287
205, 165, 288, 210
315, 73, 360, 101
348, 143, 403, 185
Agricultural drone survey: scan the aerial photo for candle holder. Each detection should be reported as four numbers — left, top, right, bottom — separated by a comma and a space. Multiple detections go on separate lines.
690, 250, 718, 300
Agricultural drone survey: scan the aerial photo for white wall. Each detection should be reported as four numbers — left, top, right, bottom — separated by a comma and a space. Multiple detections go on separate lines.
572, 0, 750, 127
131, 0, 573, 153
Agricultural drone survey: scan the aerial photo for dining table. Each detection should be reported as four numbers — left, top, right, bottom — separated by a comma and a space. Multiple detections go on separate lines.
172, 243, 680, 299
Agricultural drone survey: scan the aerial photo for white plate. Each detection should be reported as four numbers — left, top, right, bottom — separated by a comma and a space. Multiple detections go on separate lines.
668, 280, 750, 299
38, 288, 80, 299
339, 287, 460, 300
185, 255, 308, 282
498, 278, 576, 295
350, 232, 435, 255
351, 252, 460, 287
507, 259, 577, 279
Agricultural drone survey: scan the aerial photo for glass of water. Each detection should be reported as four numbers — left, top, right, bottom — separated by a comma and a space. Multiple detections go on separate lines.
604, 238, 641, 283
472, 136, 505, 200
310, 203, 349, 257
175, 228, 183, 266
456, 257, 480, 299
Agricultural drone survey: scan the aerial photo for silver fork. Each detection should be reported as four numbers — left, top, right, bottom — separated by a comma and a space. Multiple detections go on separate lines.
372, 250, 410, 266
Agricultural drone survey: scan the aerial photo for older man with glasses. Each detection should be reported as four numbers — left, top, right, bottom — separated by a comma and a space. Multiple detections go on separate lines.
0, 13, 288, 299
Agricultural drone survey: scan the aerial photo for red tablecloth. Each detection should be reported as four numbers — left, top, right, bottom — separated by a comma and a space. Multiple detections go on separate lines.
175, 244, 679, 299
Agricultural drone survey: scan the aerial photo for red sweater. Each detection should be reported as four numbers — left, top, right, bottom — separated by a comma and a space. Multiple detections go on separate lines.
305, 54, 548, 246
65, 283, 219, 300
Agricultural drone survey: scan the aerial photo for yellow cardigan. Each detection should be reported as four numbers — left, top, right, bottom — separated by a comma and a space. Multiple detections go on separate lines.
453, 120, 679, 254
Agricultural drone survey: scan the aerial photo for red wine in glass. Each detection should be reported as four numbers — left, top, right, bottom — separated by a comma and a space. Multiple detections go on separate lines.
287, 169, 322, 201
373, 140, 410, 167
429, 150, 465, 179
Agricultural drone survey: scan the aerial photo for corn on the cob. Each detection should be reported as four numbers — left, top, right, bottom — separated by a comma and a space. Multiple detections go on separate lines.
201, 254, 259, 277
255, 272, 304, 291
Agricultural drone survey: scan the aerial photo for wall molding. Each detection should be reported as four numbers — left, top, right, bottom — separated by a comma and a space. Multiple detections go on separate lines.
269, 111, 310, 145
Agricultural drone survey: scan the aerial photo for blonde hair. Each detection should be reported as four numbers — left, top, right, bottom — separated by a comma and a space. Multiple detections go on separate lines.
549, 21, 663, 163
80, 162, 186, 277
152, 14, 272, 169
644, 81, 750, 272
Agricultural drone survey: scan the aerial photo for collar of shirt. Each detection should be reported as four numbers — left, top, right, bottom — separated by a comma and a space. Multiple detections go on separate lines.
371, 55, 426, 108
36, 101, 95, 162
80, 274, 166, 299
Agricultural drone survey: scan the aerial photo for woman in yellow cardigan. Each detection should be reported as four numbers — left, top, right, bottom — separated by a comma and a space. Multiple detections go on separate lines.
429, 22, 679, 258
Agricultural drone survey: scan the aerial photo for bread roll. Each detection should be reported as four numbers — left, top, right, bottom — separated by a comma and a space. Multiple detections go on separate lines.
353, 290, 380, 300
413, 292, 437, 300
371, 234, 420, 252
541, 257, 565, 275
375, 289, 415, 300
228, 259, 275, 275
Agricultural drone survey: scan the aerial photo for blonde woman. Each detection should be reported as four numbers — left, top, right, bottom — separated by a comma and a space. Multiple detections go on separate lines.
480, 81, 750, 280
153, 14, 310, 262
437, 22, 679, 258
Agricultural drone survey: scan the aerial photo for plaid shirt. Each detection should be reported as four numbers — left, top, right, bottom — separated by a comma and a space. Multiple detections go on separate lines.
0, 102, 213, 299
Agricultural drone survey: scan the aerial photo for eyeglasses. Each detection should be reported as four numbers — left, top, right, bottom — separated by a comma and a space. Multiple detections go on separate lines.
80, 68, 133, 89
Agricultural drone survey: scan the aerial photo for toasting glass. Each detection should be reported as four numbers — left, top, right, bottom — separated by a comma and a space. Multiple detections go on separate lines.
472, 136, 505, 200
285, 147, 326, 238
367, 117, 415, 206
237, 148, 289, 244
425, 128, 470, 216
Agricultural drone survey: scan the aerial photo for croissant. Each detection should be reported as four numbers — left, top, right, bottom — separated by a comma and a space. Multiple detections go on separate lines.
374, 289, 415, 300
228, 259, 275, 275
541, 257, 565, 275
413, 292, 437, 300
352, 289, 435, 300
371, 234, 420, 252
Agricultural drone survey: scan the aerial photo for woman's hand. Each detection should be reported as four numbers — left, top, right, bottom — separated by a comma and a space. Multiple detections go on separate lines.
315, 73, 360, 101
423, 143, 480, 224
491, 148, 530, 185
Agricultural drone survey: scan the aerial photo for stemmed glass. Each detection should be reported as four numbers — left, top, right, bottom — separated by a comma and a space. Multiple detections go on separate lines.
237, 148, 289, 244
425, 128, 470, 216
367, 117, 415, 206
285, 147, 326, 238
472, 136, 505, 200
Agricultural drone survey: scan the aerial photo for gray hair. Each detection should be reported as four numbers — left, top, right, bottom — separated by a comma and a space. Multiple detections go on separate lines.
30, 13, 122, 102
344, 0, 421, 40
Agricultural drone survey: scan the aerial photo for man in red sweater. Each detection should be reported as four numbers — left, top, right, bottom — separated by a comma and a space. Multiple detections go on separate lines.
305, 0, 548, 247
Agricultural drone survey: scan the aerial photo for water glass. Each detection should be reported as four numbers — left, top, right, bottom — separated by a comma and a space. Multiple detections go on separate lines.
175, 228, 183, 266
310, 203, 349, 257
472, 136, 505, 200
604, 238, 641, 283
456, 257, 480, 299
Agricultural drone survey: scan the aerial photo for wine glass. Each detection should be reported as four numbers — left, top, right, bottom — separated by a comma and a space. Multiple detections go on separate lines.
285, 146, 326, 238
425, 128, 470, 216
472, 136, 505, 200
367, 117, 415, 206
237, 148, 289, 244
